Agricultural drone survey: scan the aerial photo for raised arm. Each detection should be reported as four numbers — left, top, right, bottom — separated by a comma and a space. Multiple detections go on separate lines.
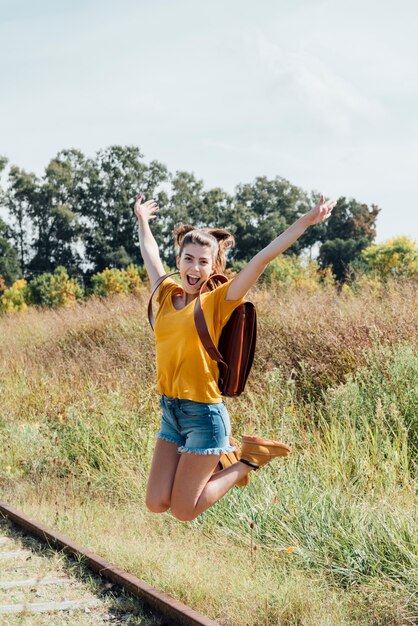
227, 194, 336, 301
134, 195, 166, 287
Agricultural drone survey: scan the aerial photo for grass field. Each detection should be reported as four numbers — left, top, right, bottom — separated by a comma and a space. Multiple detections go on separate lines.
1, 280, 417, 625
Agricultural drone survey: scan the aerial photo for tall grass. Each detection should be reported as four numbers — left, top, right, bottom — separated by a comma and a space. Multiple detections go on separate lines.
1, 281, 417, 625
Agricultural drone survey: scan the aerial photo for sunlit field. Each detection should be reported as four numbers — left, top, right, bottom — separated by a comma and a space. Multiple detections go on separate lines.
1, 280, 417, 626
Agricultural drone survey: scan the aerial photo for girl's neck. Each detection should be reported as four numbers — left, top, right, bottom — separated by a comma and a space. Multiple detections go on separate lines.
183, 292, 198, 306
172, 290, 198, 310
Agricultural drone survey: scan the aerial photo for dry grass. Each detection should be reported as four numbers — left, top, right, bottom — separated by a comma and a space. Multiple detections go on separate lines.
4, 484, 415, 626
1, 281, 415, 414
252, 280, 417, 399
1, 281, 417, 626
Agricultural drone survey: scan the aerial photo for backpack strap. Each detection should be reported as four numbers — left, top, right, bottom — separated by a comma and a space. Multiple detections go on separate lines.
147, 271, 180, 331
193, 274, 228, 365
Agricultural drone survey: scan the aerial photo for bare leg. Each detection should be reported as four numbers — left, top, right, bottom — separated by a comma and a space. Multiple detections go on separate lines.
145, 439, 180, 513
170, 454, 252, 521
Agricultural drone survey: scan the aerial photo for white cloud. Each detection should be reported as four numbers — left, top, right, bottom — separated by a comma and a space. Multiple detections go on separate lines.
254, 31, 385, 134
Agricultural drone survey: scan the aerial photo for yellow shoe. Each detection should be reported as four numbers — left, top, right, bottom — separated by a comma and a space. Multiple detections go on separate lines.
217, 437, 250, 487
240, 435, 291, 469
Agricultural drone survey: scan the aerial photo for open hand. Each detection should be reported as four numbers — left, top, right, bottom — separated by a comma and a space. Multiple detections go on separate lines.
307, 194, 336, 225
134, 195, 159, 221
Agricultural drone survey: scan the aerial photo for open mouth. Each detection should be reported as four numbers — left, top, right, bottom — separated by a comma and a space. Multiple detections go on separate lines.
186, 275, 200, 287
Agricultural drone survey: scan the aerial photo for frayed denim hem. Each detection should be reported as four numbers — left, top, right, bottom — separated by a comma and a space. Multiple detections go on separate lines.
155, 433, 183, 447
178, 444, 236, 455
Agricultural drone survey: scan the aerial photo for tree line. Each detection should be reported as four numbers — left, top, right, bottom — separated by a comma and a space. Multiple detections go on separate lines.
0, 146, 380, 286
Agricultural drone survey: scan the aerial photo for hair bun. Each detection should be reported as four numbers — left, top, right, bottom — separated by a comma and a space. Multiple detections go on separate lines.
173, 223, 195, 250
206, 228, 235, 250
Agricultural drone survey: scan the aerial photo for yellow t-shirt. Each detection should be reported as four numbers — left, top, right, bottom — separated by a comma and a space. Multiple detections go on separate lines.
154, 278, 243, 403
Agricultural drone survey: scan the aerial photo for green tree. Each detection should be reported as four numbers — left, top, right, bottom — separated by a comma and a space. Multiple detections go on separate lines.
229, 176, 310, 262
0, 278, 28, 313
28, 151, 85, 276
78, 145, 169, 276
2, 151, 85, 279
318, 197, 380, 281
361, 236, 418, 280
26, 266, 83, 308
2, 167, 36, 273
0, 155, 7, 173
0, 217, 21, 285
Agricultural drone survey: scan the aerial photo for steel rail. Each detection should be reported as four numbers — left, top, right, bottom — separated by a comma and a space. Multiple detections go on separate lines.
0, 501, 220, 626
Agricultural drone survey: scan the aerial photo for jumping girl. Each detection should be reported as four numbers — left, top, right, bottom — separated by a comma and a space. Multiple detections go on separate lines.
135, 193, 336, 521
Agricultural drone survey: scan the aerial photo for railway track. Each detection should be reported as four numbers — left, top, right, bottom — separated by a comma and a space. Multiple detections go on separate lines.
0, 501, 220, 626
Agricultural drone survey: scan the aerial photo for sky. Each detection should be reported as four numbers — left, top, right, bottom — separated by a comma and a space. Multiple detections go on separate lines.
0, 0, 417, 242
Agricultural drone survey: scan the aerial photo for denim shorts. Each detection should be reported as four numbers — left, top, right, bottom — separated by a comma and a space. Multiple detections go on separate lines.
156, 395, 236, 455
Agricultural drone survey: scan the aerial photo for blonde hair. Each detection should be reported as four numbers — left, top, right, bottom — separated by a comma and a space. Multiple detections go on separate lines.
173, 224, 235, 274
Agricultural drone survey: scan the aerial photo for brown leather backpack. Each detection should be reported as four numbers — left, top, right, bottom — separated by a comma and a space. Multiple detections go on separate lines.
148, 272, 257, 397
